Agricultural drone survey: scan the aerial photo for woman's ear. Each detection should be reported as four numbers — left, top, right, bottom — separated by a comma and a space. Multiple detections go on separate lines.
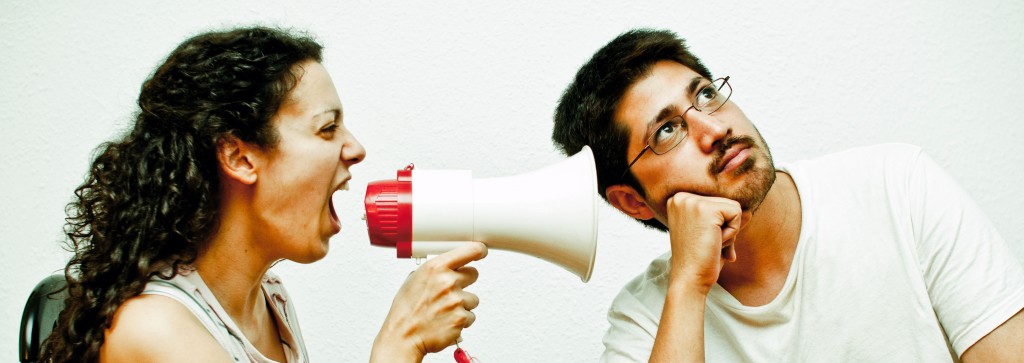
605, 184, 655, 220
216, 135, 258, 185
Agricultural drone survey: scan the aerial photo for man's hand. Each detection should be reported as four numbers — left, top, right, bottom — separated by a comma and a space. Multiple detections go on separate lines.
649, 192, 746, 362
665, 192, 744, 295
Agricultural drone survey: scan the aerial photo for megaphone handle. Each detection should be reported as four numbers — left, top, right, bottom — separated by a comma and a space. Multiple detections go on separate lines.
411, 241, 475, 258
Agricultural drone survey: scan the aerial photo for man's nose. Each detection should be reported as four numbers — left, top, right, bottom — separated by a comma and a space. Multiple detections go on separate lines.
685, 110, 730, 154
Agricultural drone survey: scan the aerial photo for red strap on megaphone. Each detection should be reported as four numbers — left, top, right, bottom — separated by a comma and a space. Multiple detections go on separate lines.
454, 341, 479, 363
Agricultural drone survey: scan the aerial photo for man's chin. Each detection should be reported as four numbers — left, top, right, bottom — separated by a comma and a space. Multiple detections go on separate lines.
730, 165, 776, 212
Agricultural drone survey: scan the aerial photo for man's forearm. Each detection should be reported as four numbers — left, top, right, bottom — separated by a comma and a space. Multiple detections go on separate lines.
649, 279, 709, 363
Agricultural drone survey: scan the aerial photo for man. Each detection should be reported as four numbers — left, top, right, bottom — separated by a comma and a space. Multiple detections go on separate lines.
552, 29, 1024, 362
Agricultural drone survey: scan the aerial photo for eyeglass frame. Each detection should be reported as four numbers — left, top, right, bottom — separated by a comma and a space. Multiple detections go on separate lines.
618, 76, 732, 181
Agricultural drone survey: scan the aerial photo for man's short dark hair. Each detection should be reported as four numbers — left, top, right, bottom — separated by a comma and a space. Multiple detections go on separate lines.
552, 28, 712, 232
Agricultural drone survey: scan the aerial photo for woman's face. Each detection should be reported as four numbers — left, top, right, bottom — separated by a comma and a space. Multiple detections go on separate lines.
251, 60, 365, 263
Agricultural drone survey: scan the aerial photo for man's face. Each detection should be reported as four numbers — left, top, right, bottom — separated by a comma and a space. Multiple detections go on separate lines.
614, 60, 776, 225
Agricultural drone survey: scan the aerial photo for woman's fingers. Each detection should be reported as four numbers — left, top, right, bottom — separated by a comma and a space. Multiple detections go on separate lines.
462, 309, 477, 328
430, 242, 488, 270
454, 266, 479, 288
381, 243, 488, 354
460, 290, 480, 310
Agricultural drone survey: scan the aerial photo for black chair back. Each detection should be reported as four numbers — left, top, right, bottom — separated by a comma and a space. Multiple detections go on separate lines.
20, 274, 68, 363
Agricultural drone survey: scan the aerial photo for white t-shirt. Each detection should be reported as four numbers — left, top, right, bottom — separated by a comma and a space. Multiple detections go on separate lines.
601, 144, 1024, 362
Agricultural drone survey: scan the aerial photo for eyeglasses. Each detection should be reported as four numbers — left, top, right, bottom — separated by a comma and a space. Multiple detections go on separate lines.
619, 76, 732, 181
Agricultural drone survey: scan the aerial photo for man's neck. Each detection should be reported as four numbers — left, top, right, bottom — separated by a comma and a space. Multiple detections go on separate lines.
716, 171, 802, 306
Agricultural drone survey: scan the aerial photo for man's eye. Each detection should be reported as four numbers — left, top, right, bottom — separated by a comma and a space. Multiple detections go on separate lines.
652, 120, 682, 146
696, 87, 719, 108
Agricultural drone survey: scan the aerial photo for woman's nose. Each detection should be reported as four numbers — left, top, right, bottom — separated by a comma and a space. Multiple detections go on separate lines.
341, 129, 366, 165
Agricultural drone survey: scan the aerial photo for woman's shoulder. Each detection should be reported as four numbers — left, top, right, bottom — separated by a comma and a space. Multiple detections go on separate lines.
99, 294, 233, 362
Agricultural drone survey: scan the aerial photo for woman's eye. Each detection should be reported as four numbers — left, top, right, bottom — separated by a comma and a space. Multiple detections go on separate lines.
320, 123, 339, 136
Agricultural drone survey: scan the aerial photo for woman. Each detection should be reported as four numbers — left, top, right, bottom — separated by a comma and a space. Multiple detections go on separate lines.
41, 26, 486, 362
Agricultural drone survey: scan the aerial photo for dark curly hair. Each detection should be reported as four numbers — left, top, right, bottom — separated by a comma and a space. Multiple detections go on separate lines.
41, 26, 323, 363
552, 29, 712, 232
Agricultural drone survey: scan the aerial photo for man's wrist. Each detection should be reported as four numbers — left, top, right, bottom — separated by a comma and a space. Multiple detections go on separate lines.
667, 266, 716, 297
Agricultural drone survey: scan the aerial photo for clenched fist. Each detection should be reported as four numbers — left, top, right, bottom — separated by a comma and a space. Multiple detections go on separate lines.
370, 242, 488, 362
665, 192, 746, 294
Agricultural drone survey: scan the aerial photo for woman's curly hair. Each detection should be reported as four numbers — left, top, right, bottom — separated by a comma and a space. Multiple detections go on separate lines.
41, 26, 323, 363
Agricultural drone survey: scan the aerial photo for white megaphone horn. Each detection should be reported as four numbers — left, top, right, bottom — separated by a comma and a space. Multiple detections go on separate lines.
364, 146, 598, 282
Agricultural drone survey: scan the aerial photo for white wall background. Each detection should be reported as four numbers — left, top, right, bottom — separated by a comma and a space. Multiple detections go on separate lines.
2, 1, 1022, 361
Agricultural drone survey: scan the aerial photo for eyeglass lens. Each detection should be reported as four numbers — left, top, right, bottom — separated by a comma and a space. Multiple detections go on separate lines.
647, 77, 731, 154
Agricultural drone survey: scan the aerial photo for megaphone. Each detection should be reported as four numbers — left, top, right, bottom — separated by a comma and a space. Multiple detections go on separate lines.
364, 146, 598, 282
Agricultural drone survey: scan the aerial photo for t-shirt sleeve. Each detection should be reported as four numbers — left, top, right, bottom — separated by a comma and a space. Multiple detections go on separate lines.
905, 148, 1024, 357
601, 284, 660, 363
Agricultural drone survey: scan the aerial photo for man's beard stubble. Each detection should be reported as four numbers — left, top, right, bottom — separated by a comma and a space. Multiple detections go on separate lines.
711, 134, 776, 212
636, 130, 778, 228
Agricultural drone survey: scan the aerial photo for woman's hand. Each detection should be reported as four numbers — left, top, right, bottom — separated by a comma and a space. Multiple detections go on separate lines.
370, 242, 488, 362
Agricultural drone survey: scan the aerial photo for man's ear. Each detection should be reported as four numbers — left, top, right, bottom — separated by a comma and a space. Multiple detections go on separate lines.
216, 135, 258, 185
605, 184, 655, 220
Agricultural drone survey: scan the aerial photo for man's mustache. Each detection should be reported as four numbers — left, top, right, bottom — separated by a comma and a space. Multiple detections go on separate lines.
708, 135, 757, 175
